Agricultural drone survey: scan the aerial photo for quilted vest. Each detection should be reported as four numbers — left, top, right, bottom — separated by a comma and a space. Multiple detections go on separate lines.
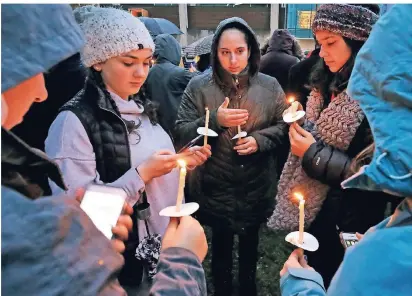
60, 79, 143, 287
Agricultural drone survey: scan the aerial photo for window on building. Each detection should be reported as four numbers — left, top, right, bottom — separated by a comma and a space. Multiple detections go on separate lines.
286, 4, 319, 39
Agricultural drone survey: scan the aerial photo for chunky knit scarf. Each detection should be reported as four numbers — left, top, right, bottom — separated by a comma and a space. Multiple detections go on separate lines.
267, 89, 364, 231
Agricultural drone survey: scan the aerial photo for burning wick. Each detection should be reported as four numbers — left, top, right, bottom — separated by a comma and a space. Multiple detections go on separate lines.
294, 192, 305, 244
176, 160, 187, 212
288, 96, 298, 118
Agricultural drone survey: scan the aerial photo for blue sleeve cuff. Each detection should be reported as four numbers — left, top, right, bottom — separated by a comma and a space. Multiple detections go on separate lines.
280, 268, 326, 296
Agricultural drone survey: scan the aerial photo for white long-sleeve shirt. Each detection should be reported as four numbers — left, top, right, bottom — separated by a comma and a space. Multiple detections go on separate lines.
45, 91, 179, 239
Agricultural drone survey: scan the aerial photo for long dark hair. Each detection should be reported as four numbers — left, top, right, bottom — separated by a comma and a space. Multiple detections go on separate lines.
350, 143, 375, 177
87, 68, 159, 126
309, 37, 364, 101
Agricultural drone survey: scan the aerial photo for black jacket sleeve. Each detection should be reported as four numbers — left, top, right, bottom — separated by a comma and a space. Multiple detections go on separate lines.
249, 80, 289, 153
302, 141, 351, 186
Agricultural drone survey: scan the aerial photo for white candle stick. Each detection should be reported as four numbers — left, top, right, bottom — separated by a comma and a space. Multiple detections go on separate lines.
204, 107, 210, 146
288, 96, 298, 118
294, 192, 305, 244
176, 160, 187, 212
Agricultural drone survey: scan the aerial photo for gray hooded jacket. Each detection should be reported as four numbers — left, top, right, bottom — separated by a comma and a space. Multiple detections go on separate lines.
2, 6, 207, 296
145, 34, 197, 133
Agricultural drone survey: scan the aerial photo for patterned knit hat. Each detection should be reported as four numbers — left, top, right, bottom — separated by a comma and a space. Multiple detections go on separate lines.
312, 4, 379, 41
73, 6, 155, 67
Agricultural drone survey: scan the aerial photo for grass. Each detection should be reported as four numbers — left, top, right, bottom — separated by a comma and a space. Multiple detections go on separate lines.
202, 225, 294, 296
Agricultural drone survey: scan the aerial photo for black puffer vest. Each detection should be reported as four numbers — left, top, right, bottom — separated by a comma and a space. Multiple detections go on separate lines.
60, 79, 143, 286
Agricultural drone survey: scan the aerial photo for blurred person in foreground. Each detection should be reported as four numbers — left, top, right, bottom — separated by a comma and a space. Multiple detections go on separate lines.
1, 4, 208, 296
280, 4, 412, 295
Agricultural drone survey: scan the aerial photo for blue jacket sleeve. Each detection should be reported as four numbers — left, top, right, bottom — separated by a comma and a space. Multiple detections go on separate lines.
280, 268, 326, 296
150, 247, 207, 296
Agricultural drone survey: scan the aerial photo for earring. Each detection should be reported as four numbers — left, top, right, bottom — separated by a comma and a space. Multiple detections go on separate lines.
94, 66, 101, 71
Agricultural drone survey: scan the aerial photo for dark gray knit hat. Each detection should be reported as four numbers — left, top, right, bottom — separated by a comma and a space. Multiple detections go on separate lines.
312, 4, 379, 41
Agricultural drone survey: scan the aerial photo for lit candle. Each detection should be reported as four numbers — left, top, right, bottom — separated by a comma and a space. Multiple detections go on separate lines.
176, 159, 187, 212
204, 107, 210, 146
294, 192, 305, 244
288, 96, 298, 118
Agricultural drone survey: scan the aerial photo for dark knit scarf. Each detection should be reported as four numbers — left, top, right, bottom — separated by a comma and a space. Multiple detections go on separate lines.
267, 89, 364, 231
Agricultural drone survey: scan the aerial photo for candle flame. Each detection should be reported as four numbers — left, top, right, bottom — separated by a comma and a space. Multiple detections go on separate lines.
177, 159, 187, 168
288, 96, 295, 104
294, 192, 304, 201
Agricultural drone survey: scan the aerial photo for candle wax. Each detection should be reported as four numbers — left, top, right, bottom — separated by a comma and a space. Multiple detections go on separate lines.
204, 107, 210, 146
176, 164, 187, 211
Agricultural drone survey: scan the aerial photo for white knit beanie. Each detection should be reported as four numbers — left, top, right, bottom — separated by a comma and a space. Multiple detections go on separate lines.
73, 6, 155, 67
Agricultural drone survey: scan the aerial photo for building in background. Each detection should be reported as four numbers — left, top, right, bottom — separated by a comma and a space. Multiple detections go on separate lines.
76, 4, 392, 56
107, 4, 283, 48
97, 4, 317, 51
285, 4, 318, 51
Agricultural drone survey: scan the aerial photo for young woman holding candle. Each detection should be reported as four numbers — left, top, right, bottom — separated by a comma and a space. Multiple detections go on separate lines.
175, 17, 288, 296
268, 4, 396, 288
44, 6, 211, 293
280, 5, 412, 294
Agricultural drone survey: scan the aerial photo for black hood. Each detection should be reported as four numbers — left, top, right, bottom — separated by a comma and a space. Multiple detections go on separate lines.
211, 17, 260, 86
267, 29, 294, 55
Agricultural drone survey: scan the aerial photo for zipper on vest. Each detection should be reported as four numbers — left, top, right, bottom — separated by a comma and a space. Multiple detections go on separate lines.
234, 76, 241, 108
99, 107, 132, 167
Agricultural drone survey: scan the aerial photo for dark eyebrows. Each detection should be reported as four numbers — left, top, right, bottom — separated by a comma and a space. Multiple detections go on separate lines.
219, 47, 246, 51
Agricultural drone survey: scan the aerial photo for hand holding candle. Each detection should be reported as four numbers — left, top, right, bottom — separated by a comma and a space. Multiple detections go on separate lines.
204, 107, 210, 146
175, 159, 187, 212
283, 96, 305, 124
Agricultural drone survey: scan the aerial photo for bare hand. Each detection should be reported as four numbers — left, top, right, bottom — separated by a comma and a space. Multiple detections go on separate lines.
355, 232, 364, 241
179, 145, 212, 167
137, 150, 179, 183
280, 249, 314, 277
289, 123, 316, 158
217, 97, 249, 128
111, 202, 133, 253
234, 136, 258, 155
161, 216, 208, 262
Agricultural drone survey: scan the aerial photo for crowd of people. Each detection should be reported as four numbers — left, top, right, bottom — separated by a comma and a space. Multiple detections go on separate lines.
2, 3, 411, 296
